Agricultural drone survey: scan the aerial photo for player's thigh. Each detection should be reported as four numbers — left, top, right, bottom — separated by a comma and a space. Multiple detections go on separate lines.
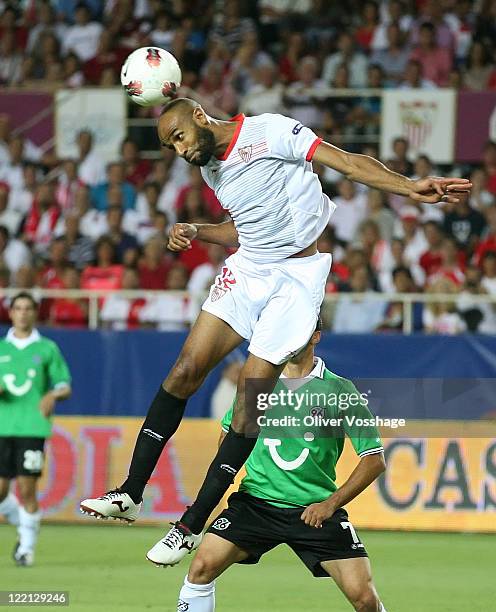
231, 353, 285, 433
321, 557, 380, 610
188, 533, 249, 584
165, 311, 244, 390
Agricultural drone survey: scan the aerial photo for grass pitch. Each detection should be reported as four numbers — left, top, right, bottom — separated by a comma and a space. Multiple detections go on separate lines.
0, 523, 493, 611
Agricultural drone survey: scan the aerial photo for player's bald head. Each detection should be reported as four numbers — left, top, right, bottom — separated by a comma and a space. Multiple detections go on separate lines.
157, 97, 216, 166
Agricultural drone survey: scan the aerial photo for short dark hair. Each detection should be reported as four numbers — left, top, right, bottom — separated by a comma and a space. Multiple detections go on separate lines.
315, 315, 323, 332
10, 292, 38, 309
160, 97, 200, 117
392, 266, 412, 280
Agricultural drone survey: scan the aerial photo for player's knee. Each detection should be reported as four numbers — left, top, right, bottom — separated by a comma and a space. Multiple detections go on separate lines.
167, 353, 207, 396
351, 586, 380, 612
187, 551, 220, 584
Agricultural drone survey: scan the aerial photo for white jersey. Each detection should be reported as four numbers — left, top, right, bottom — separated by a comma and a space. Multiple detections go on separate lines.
201, 113, 336, 264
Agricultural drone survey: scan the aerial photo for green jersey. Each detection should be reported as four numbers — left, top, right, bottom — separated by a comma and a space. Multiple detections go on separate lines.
0, 329, 71, 438
221, 357, 383, 508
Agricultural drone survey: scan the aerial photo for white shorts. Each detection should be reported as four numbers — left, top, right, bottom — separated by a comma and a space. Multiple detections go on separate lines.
202, 251, 332, 365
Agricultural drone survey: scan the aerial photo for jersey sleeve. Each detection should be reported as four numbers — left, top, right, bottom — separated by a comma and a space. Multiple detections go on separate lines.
265, 114, 322, 162
339, 379, 383, 458
220, 399, 235, 432
48, 343, 71, 389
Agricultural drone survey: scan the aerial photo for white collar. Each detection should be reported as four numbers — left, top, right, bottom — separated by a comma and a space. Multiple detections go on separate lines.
280, 356, 325, 380
6, 328, 41, 350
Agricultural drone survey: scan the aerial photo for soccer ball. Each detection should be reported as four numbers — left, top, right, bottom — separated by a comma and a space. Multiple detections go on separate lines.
120, 47, 182, 107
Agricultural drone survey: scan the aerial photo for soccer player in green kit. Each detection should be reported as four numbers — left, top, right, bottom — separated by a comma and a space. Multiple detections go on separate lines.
0, 292, 72, 566
176, 318, 387, 612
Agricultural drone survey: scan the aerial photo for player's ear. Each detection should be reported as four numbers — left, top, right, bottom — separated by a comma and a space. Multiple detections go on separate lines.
312, 331, 321, 345
192, 106, 208, 126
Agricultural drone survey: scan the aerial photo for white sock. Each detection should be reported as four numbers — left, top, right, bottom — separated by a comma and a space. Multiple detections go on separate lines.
178, 576, 215, 612
0, 492, 20, 526
379, 603, 387, 611
17, 507, 41, 555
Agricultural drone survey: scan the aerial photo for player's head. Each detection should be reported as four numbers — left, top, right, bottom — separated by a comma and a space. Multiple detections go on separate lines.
9, 292, 38, 332
288, 316, 322, 365
157, 98, 216, 167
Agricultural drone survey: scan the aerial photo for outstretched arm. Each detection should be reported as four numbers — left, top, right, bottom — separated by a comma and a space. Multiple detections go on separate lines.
312, 141, 471, 203
167, 220, 239, 251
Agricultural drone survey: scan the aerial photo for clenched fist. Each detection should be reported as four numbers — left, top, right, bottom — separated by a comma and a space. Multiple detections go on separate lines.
167, 223, 198, 252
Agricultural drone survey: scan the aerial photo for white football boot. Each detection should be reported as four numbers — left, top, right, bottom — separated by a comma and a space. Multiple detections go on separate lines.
80, 490, 141, 523
146, 522, 203, 567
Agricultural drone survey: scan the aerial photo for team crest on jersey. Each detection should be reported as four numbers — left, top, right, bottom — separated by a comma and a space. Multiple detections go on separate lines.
238, 145, 252, 163
146, 48, 161, 67
210, 266, 236, 302
211, 517, 231, 530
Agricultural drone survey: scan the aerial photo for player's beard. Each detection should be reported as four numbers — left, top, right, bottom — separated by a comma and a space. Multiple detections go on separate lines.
189, 125, 216, 166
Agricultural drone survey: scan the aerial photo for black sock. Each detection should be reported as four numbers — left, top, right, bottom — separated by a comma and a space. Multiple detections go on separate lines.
120, 386, 187, 503
180, 427, 257, 534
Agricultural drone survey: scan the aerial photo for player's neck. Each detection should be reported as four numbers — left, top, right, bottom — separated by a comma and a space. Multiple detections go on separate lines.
283, 354, 316, 379
12, 327, 33, 339
211, 120, 240, 158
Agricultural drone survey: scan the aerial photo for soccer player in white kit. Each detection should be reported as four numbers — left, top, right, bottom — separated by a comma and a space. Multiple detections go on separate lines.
81, 98, 471, 565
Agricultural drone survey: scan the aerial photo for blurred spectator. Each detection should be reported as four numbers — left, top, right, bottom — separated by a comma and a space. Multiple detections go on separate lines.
230, 30, 272, 94
328, 179, 367, 245
411, 0, 455, 51
0, 5, 28, 51
284, 56, 325, 129
104, 205, 139, 263
474, 205, 496, 266
377, 266, 423, 332
63, 52, 85, 86
409, 22, 452, 86
277, 31, 305, 84
366, 189, 395, 242
333, 266, 387, 333
210, 359, 244, 419
469, 168, 495, 211
139, 262, 191, 330
91, 162, 136, 211
370, 23, 410, 85
423, 277, 465, 334
138, 236, 172, 290
176, 167, 223, 222
56, 159, 85, 214
322, 31, 368, 88
463, 41, 494, 91
0, 225, 31, 279
0, 30, 22, 85
358, 219, 394, 276
443, 194, 485, 253
209, 0, 255, 53
395, 205, 428, 267
75, 184, 105, 240
62, 3, 103, 61
482, 141, 496, 195
83, 31, 127, 84
240, 62, 285, 116
0, 182, 23, 236
429, 238, 466, 287
24, 182, 61, 255
379, 237, 425, 292
133, 181, 165, 244
355, 0, 380, 53
80, 235, 124, 291
145, 10, 175, 49
419, 221, 446, 279
49, 266, 88, 328
457, 265, 496, 334
100, 267, 146, 330
58, 214, 94, 270
27, 1, 67, 53
77, 130, 106, 187
389, 137, 414, 176
0, 136, 26, 191
399, 59, 436, 89
197, 62, 239, 117
38, 237, 69, 289
121, 138, 152, 189
481, 251, 496, 296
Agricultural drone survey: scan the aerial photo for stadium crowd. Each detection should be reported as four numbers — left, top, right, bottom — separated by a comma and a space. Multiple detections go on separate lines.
1, 0, 496, 334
